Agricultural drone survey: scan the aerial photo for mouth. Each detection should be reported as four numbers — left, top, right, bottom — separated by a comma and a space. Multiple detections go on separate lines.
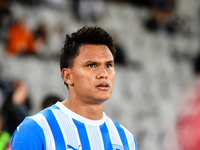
96, 82, 110, 90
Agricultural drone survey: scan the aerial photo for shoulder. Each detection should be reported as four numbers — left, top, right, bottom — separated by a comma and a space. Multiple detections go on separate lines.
11, 116, 46, 150
11, 105, 64, 150
10, 106, 57, 150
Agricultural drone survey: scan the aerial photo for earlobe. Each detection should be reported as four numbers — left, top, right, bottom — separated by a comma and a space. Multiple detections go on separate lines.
62, 68, 74, 86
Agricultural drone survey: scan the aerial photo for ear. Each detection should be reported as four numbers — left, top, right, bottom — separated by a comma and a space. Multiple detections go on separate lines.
61, 68, 74, 86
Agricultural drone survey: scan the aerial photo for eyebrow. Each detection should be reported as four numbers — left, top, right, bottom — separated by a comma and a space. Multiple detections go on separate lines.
107, 60, 114, 64
85, 60, 114, 64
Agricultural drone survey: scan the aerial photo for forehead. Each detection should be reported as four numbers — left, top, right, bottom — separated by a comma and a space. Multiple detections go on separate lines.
76, 44, 114, 62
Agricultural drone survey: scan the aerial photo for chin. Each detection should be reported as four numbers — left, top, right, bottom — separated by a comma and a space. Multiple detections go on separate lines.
93, 91, 112, 101
97, 95, 111, 101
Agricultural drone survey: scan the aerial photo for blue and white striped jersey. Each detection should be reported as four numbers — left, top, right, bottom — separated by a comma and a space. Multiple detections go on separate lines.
11, 102, 137, 150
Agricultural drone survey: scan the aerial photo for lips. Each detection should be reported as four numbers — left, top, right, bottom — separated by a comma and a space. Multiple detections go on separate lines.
96, 82, 110, 90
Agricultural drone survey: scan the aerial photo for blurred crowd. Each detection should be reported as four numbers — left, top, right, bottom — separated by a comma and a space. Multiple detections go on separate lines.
0, 0, 65, 145
0, 0, 109, 60
0, 0, 190, 59
0, 77, 62, 149
0, 0, 195, 57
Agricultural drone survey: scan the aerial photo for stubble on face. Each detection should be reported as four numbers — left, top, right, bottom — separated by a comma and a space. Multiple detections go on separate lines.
69, 44, 115, 105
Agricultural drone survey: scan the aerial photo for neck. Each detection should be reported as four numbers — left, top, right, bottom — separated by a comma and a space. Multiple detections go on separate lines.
62, 98, 105, 120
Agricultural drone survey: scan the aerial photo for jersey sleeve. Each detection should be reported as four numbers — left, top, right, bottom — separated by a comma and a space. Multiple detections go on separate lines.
11, 117, 46, 150
133, 134, 137, 150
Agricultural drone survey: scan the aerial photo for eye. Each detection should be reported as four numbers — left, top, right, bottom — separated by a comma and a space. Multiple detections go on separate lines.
105, 64, 112, 68
88, 64, 96, 68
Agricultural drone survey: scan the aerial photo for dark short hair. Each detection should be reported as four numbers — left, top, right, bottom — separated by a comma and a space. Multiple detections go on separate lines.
60, 26, 116, 87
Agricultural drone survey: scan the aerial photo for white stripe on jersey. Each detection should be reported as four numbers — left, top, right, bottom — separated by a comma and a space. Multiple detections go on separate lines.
52, 109, 69, 147
30, 113, 55, 150
105, 117, 123, 146
85, 125, 93, 150
86, 125, 104, 150
52, 109, 81, 149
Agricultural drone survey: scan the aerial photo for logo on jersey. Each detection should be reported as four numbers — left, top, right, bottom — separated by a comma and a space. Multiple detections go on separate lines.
112, 144, 124, 150
66, 145, 81, 150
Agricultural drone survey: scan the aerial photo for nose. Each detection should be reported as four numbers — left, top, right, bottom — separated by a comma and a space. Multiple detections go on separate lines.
96, 66, 108, 79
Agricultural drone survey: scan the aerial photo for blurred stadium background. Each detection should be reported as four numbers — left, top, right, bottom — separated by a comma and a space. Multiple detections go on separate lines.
1, 0, 200, 149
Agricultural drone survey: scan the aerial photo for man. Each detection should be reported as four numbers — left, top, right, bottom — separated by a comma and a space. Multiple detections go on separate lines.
11, 26, 137, 150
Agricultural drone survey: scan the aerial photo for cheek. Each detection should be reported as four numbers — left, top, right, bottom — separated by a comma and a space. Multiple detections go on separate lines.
110, 70, 115, 81
73, 69, 94, 86
111, 72, 115, 87
73, 67, 84, 79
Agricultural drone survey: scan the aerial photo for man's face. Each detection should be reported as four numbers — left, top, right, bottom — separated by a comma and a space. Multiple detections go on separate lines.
68, 44, 115, 104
